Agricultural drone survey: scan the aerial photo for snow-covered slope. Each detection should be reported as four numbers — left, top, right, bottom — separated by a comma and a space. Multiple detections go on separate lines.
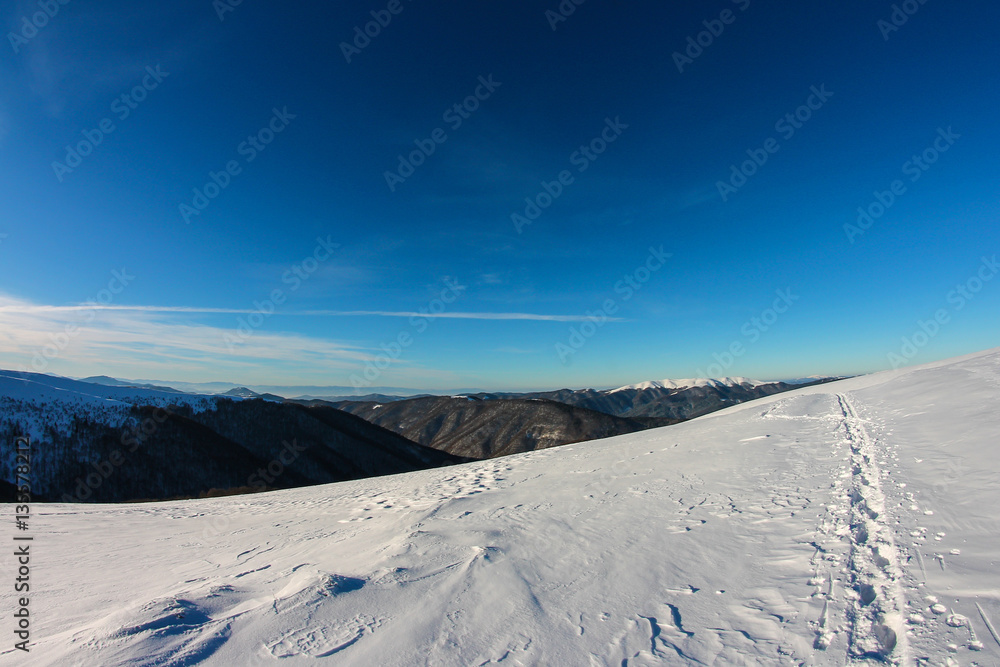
4, 349, 999, 665
610, 376, 765, 392
0, 370, 226, 443
0, 370, 226, 411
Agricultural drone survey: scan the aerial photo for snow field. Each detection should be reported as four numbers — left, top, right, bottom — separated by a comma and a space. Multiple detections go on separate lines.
1, 348, 998, 665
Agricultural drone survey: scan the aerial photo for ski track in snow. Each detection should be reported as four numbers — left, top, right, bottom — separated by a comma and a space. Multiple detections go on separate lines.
2, 349, 1000, 666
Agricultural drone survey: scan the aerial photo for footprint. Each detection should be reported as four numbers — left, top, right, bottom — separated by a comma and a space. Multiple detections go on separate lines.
267, 615, 382, 658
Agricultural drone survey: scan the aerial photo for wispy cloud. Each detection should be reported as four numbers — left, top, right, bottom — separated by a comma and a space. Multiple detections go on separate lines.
300, 310, 627, 322
0, 303, 625, 322
478, 273, 504, 285
0, 294, 372, 383
0, 294, 621, 385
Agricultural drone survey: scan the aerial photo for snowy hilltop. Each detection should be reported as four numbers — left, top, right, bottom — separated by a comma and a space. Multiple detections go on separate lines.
2, 348, 999, 665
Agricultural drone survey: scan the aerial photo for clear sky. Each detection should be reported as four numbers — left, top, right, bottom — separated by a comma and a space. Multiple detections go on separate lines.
1, 0, 998, 391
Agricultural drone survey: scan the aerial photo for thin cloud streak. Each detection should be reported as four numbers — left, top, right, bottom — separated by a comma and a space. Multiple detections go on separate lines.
301, 311, 628, 322
0, 294, 376, 383
0, 304, 625, 322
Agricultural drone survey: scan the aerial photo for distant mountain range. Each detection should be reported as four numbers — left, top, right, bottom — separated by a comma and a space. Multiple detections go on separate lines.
316, 395, 678, 459
489, 377, 840, 420
320, 377, 840, 456
68, 374, 839, 401
0, 371, 465, 503
72, 377, 481, 400
0, 370, 839, 502
80, 375, 186, 393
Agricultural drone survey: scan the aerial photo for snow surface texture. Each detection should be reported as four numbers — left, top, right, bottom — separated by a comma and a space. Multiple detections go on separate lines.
2, 349, 999, 665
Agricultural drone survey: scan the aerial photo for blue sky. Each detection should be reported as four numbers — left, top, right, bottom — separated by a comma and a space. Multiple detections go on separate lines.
1, 0, 998, 391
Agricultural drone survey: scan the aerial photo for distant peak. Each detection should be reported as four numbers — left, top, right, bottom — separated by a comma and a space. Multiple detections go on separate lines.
222, 387, 259, 398
80, 375, 125, 385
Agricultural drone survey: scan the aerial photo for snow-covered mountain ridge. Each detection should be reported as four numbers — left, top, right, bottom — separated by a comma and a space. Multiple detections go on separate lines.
610, 376, 765, 392
0, 370, 467, 503
2, 348, 998, 665
0, 370, 224, 446
0, 369, 227, 411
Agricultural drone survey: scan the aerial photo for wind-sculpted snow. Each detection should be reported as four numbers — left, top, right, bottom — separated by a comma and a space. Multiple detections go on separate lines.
2, 348, 999, 665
